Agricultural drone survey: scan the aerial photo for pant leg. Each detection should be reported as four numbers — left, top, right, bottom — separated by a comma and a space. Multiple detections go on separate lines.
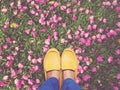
38, 77, 59, 90
62, 78, 82, 90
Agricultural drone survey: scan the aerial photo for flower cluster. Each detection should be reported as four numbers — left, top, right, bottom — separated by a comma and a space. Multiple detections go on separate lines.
0, 0, 120, 90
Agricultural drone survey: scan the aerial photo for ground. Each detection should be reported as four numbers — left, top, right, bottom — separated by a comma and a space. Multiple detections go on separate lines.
0, 0, 120, 90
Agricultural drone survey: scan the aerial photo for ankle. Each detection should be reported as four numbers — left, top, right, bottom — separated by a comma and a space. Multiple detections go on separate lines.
63, 70, 75, 80
47, 70, 59, 80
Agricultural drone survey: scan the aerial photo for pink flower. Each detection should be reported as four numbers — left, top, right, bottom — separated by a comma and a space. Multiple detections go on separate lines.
28, 55, 32, 61
101, 34, 106, 40
32, 27, 36, 31
84, 83, 89, 88
92, 24, 97, 30
30, 10, 35, 14
32, 58, 37, 64
28, 20, 34, 25
83, 66, 88, 71
113, 86, 119, 90
97, 55, 103, 62
24, 29, 31, 35
32, 31, 37, 38
79, 38, 85, 44
36, 0, 46, 4
36, 79, 40, 84
61, 38, 67, 43
49, 6, 54, 10
66, 8, 72, 14
86, 61, 91, 66
68, 34, 72, 39
10, 68, 16, 77
85, 9, 92, 14
6, 37, 12, 43
91, 67, 97, 72
32, 85, 38, 90
28, 50, 33, 55
45, 36, 51, 45
97, 39, 102, 43
103, 1, 111, 6
75, 31, 79, 35
58, 17, 62, 21
30, 65, 39, 73
51, 23, 56, 29
20, 6, 27, 12
18, 63, 24, 69
53, 31, 58, 40
41, 28, 47, 32
1, 8, 7, 13
14, 79, 22, 90
78, 66, 84, 74
116, 73, 120, 79
89, 16, 94, 24
39, 18, 46, 25
116, 49, 120, 55
98, 28, 104, 33
22, 74, 30, 80
79, 8, 84, 12
78, 25, 83, 31
60, 5, 66, 10
72, 15, 77, 21
112, 0, 117, 6
84, 33, 89, 38
85, 38, 91, 46
52, 14, 58, 22
77, 1, 81, 5
7, 55, 14, 60
6, 60, 13, 67
82, 74, 91, 81
78, 56, 83, 61
81, 31, 86, 37
3, 75, 9, 81
43, 45, 48, 52
103, 18, 107, 23
21, 80, 25, 85
116, 7, 120, 12
54, 1, 59, 7
0, 81, 6, 87
10, 2, 14, 8
13, 10, 18, 15
108, 56, 113, 63
87, 25, 92, 31
73, 8, 77, 13
17, 69, 22, 74
107, 30, 117, 37
62, 23, 66, 28
3, 44, 8, 50
28, 79, 34, 85
27, 87, 32, 90
12, 51, 18, 56
75, 48, 82, 54
116, 22, 120, 28
76, 77, 81, 84
66, 29, 71, 34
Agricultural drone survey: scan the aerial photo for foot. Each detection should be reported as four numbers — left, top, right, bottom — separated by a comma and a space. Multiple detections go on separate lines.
63, 70, 75, 80
61, 48, 78, 81
47, 70, 60, 80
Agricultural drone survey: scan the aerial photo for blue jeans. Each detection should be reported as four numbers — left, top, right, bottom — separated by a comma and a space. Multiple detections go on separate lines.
38, 77, 82, 90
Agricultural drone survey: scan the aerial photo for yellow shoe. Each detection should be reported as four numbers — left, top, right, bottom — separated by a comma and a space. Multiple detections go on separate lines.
43, 48, 60, 79
43, 48, 62, 89
61, 48, 79, 80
